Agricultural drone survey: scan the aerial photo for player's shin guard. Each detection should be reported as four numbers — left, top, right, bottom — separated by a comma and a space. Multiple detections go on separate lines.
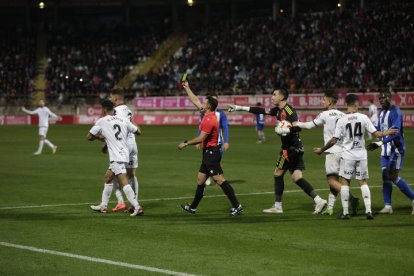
220, 181, 240, 208
394, 177, 414, 200
101, 183, 113, 208
123, 184, 139, 208
190, 184, 206, 209
360, 184, 372, 213
382, 168, 393, 206
295, 178, 317, 198
341, 186, 350, 215
274, 176, 284, 202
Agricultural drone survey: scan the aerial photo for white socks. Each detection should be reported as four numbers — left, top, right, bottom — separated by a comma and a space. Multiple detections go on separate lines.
313, 195, 322, 204
341, 186, 350, 215
37, 140, 44, 153
360, 184, 372, 213
327, 193, 336, 210
101, 183, 113, 208
274, 202, 282, 209
123, 184, 139, 208
44, 139, 55, 149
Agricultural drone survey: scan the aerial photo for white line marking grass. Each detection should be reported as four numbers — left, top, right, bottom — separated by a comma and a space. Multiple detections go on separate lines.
0, 242, 199, 276
0, 185, 390, 210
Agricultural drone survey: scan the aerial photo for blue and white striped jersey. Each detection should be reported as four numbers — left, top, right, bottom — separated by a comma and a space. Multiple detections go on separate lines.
378, 105, 405, 156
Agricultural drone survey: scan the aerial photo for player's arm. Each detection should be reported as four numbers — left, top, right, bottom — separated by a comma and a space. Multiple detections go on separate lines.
366, 114, 398, 151
296, 117, 321, 129
181, 80, 203, 110
220, 111, 230, 151
178, 132, 208, 150
313, 137, 338, 155
21, 107, 37, 115
47, 108, 62, 120
87, 125, 102, 141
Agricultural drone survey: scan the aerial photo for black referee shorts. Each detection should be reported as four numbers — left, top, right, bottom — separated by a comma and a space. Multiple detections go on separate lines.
199, 147, 224, 176
276, 147, 305, 173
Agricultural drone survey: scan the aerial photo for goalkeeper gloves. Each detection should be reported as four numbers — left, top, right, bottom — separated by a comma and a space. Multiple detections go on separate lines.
275, 126, 290, 136
366, 141, 383, 151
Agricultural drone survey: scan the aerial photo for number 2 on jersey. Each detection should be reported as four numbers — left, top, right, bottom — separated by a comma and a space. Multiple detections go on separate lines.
113, 124, 122, 140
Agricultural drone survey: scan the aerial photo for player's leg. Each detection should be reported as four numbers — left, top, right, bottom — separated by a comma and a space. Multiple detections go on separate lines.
111, 177, 126, 212
388, 153, 414, 214
90, 169, 114, 213
42, 127, 57, 153
379, 156, 393, 214
356, 160, 373, 219
324, 153, 359, 215
34, 127, 47, 155
127, 143, 139, 196
339, 159, 354, 219
263, 150, 286, 213
113, 162, 142, 216
181, 172, 208, 214
214, 173, 242, 216
289, 149, 327, 214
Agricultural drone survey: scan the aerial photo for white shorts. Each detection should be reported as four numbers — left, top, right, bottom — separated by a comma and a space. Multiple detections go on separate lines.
109, 162, 127, 176
127, 142, 138, 169
339, 159, 369, 180
325, 152, 342, 176
39, 126, 48, 137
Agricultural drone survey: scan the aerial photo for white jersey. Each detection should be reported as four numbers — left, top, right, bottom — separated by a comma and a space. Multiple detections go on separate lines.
23, 107, 58, 127
369, 103, 378, 124
312, 109, 345, 153
334, 112, 377, 160
89, 115, 138, 163
114, 104, 136, 144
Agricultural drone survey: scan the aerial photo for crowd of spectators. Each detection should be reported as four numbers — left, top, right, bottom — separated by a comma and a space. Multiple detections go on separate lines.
44, 23, 165, 103
1, 1, 413, 105
0, 29, 36, 105
131, 1, 414, 96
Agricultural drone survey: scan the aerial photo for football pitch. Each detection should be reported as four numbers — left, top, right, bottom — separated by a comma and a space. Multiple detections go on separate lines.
1, 125, 413, 275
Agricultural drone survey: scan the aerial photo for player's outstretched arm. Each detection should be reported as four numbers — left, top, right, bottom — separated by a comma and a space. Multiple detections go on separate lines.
314, 137, 337, 155
178, 132, 208, 150
21, 106, 36, 115
86, 132, 96, 141
182, 80, 203, 110
367, 127, 398, 151
227, 104, 250, 112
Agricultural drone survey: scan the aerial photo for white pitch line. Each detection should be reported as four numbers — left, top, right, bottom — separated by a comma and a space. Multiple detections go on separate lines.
0, 185, 392, 211
0, 242, 199, 276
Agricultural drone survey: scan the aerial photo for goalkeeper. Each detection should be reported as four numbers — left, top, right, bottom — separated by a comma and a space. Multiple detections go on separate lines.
229, 88, 327, 215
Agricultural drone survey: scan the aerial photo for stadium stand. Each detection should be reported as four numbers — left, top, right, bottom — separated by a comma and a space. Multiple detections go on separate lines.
130, 1, 414, 95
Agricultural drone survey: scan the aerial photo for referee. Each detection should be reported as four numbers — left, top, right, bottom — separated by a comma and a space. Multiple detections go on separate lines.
178, 95, 243, 216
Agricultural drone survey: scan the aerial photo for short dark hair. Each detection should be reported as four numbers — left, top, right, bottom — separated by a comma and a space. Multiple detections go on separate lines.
256, 102, 262, 106
346, 94, 359, 106
110, 88, 124, 99
278, 88, 289, 100
324, 91, 338, 103
101, 100, 114, 111
206, 96, 218, 111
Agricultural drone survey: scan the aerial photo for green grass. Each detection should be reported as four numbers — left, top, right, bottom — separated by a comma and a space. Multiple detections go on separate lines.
0, 125, 413, 275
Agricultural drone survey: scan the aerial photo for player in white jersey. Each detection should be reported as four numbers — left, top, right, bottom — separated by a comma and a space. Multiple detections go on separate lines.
367, 99, 378, 139
297, 92, 359, 215
22, 99, 61, 155
314, 94, 397, 220
87, 100, 143, 217
105, 90, 140, 213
